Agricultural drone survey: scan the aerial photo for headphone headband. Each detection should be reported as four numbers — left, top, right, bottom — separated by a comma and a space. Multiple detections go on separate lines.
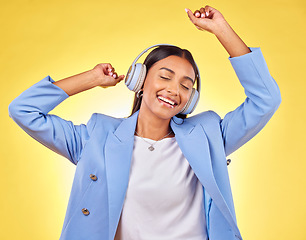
131, 44, 175, 66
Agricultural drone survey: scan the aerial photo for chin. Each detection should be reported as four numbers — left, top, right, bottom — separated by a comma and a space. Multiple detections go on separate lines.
140, 96, 184, 121
152, 107, 182, 120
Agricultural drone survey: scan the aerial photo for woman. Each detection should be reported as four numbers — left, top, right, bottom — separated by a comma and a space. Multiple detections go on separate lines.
8, 5, 281, 240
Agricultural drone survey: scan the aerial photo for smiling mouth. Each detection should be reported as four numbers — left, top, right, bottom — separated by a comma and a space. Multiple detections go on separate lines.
157, 96, 178, 108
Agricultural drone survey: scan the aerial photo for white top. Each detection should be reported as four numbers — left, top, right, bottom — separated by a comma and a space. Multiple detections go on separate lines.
114, 136, 208, 240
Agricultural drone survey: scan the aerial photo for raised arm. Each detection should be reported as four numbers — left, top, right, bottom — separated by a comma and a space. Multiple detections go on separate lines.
53, 63, 124, 96
185, 5, 281, 156
185, 5, 250, 57
8, 64, 124, 164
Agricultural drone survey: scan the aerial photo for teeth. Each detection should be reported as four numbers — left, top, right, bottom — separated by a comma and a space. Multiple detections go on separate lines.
158, 96, 175, 105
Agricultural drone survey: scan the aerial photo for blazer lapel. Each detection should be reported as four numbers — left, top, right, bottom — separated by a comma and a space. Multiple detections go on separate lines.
171, 117, 242, 238
104, 112, 241, 239
104, 111, 139, 239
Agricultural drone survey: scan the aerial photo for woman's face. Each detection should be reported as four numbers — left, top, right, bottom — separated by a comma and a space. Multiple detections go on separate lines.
141, 55, 195, 120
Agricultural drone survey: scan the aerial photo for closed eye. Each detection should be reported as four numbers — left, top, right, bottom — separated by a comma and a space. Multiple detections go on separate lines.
181, 84, 190, 90
159, 76, 171, 80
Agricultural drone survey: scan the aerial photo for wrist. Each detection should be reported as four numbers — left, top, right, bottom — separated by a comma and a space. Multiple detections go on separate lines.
90, 68, 104, 87
213, 19, 233, 38
213, 20, 250, 57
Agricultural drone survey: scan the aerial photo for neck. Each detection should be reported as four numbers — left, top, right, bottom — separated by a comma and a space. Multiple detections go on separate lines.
136, 109, 174, 141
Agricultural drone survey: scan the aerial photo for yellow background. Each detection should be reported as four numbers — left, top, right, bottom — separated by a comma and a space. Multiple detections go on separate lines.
1, 0, 305, 239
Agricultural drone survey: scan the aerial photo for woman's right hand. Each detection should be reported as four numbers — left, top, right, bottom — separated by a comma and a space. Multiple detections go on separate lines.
93, 63, 125, 88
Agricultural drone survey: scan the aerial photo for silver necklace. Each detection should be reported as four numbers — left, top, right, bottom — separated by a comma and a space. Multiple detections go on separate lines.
135, 130, 173, 151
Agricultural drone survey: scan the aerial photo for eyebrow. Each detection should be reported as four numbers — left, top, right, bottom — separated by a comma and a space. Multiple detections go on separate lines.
159, 67, 194, 83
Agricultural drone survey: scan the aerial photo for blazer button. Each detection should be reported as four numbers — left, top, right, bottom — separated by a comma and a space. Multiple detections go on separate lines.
90, 174, 98, 181
227, 159, 231, 166
82, 208, 90, 216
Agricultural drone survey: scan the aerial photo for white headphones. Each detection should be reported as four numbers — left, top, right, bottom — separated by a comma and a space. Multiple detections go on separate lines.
125, 44, 201, 115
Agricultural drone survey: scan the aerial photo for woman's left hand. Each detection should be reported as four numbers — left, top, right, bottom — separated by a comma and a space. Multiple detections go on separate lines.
185, 5, 228, 35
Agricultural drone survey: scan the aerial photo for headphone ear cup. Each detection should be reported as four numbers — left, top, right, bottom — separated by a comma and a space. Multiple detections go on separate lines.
125, 63, 147, 92
134, 64, 146, 92
180, 88, 199, 115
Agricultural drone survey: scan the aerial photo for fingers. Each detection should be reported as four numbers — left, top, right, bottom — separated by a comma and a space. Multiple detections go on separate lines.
110, 72, 125, 82
117, 75, 125, 82
108, 68, 117, 78
199, 8, 205, 18
185, 8, 198, 24
204, 5, 214, 14
99, 63, 115, 77
112, 74, 125, 87
200, 7, 210, 18
105, 64, 115, 77
109, 71, 125, 82
185, 7, 207, 31
101, 63, 123, 80
186, 5, 212, 19
194, 10, 201, 18
96, 63, 125, 84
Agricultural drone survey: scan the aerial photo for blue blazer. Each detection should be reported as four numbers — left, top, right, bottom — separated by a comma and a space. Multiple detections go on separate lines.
8, 48, 281, 240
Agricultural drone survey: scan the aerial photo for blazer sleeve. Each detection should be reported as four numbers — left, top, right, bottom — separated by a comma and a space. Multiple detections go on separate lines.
220, 47, 282, 156
8, 76, 97, 165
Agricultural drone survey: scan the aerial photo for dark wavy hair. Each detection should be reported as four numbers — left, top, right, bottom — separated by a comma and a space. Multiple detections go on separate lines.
130, 45, 200, 119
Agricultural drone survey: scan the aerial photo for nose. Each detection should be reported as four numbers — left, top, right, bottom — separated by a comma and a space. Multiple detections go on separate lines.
166, 81, 179, 96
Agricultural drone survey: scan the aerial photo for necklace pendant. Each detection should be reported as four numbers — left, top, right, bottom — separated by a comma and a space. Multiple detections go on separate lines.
148, 146, 155, 151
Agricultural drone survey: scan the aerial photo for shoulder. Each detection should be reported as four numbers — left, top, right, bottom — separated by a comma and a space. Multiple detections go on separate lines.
184, 111, 224, 142
93, 113, 123, 122
87, 113, 125, 132
185, 110, 221, 125
94, 113, 124, 125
